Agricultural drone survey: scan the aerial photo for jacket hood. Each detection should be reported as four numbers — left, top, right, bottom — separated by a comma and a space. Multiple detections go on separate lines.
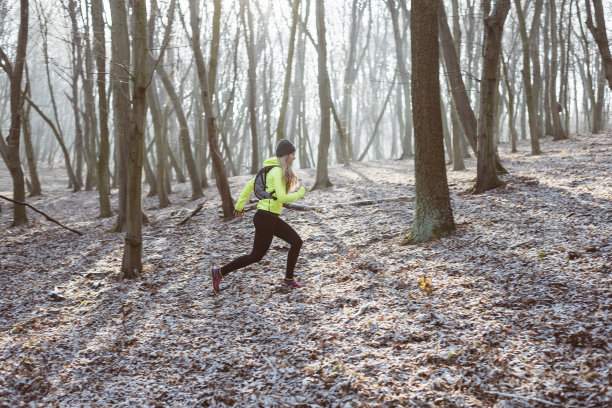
263, 157, 280, 167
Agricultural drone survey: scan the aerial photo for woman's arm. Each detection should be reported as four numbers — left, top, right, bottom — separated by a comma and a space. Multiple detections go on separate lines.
270, 168, 306, 204
234, 177, 256, 212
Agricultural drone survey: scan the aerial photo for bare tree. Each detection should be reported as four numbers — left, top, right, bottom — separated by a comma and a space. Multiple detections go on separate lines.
312, 0, 333, 190
277, 0, 301, 143
548, 0, 567, 140
585, 0, 612, 89
240, 0, 260, 173
514, 0, 543, 154
22, 68, 41, 196
473, 0, 510, 194
449, 0, 466, 170
387, 0, 414, 159
407, 0, 455, 244
190, 0, 234, 219
66, 0, 83, 192
110, 0, 131, 232
120, 0, 148, 279
0, 0, 29, 226
437, 0, 477, 154
91, 0, 112, 216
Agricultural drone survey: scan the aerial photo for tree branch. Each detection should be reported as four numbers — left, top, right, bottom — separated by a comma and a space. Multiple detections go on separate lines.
0, 194, 83, 235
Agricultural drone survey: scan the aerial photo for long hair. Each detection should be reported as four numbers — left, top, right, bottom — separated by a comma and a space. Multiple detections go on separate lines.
278, 154, 298, 192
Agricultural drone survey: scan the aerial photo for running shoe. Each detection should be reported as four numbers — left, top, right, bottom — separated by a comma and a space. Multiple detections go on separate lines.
282, 279, 303, 288
211, 267, 222, 293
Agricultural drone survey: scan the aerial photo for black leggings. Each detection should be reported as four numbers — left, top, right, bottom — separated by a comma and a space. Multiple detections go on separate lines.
220, 210, 303, 280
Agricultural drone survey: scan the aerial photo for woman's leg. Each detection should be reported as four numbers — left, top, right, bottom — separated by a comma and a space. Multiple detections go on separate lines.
272, 218, 303, 280
220, 212, 275, 276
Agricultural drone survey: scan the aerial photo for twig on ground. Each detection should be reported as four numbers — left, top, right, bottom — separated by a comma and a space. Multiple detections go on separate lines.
0, 194, 82, 235
176, 201, 206, 226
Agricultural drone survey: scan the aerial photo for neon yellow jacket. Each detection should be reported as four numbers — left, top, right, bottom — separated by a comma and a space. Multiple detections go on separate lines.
234, 157, 306, 215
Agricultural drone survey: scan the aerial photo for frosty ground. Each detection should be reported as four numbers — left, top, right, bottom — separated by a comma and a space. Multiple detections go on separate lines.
0, 134, 610, 407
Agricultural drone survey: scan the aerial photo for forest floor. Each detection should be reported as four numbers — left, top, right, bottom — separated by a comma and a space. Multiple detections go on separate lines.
0, 133, 611, 408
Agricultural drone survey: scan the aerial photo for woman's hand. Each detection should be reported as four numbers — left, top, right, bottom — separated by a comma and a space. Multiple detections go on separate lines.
234, 209, 243, 220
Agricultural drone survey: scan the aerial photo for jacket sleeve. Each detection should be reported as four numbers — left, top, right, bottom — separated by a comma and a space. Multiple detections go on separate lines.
234, 177, 255, 212
270, 167, 306, 204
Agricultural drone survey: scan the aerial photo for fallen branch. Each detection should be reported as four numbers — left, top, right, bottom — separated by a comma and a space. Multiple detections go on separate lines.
176, 202, 205, 226
0, 194, 83, 235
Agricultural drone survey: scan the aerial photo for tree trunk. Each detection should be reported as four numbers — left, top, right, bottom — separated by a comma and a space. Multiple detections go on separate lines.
437, 0, 477, 154
82, 33, 98, 191
67, 0, 83, 192
501, 56, 519, 153
543, 5, 554, 137
91, 0, 112, 217
22, 75, 41, 197
594, 63, 605, 132
277, 0, 301, 142
148, 81, 170, 207
358, 76, 396, 161
514, 0, 542, 155
120, 0, 148, 280
240, 0, 259, 173
388, 0, 414, 160
208, 0, 222, 97
293, 0, 310, 168
449, 0, 466, 170
548, 0, 566, 140
0, 0, 29, 226
407, 0, 455, 244
473, 0, 510, 194
440, 97, 453, 162
586, 0, 612, 90
312, 0, 333, 190
110, 0, 131, 232
154, 63, 202, 199
190, 0, 234, 219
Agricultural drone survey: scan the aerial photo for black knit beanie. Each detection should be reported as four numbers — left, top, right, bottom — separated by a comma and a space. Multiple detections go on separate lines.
275, 139, 296, 157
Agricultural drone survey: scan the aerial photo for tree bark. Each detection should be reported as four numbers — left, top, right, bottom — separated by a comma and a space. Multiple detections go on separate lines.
147, 0, 173, 208
388, 0, 415, 159
240, 0, 260, 173
514, 0, 542, 154
0, 0, 29, 226
22, 73, 41, 197
449, 0, 466, 170
473, 0, 510, 194
312, 0, 333, 190
120, 0, 148, 279
548, 0, 567, 140
91, 0, 112, 217
437, 0, 477, 154
501, 55, 519, 153
585, 0, 612, 90
110, 0, 131, 232
358, 76, 396, 161
277, 0, 301, 142
407, 0, 455, 244
149, 0, 201, 200
190, 0, 234, 219
82, 32, 98, 191
67, 0, 83, 192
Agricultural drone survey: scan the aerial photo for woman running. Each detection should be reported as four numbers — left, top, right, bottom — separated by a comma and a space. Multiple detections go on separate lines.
211, 139, 307, 293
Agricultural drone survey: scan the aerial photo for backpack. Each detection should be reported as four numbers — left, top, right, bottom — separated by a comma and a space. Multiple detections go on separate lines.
253, 165, 279, 200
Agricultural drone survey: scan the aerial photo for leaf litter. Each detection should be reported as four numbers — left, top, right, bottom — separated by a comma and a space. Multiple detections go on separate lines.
0, 133, 610, 407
